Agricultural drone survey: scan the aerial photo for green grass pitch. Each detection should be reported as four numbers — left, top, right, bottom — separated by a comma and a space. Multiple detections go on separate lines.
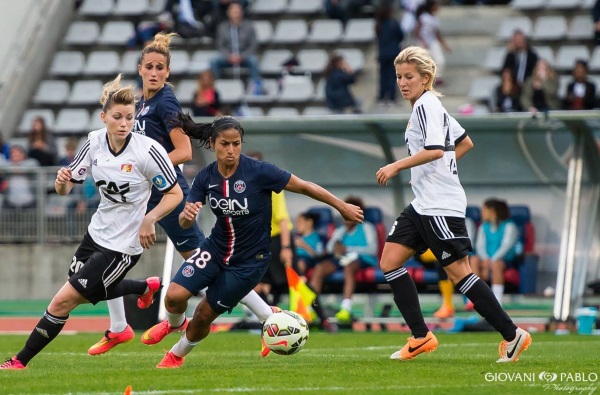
0, 331, 598, 395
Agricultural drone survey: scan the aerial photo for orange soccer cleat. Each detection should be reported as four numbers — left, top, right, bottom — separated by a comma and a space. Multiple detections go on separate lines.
157, 351, 185, 369
141, 319, 188, 345
88, 325, 135, 355
137, 277, 162, 309
497, 327, 532, 363
0, 356, 26, 370
390, 331, 438, 360
433, 305, 455, 319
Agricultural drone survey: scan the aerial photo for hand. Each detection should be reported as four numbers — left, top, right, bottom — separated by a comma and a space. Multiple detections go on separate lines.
340, 203, 364, 223
181, 201, 202, 222
333, 241, 346, 256
280, 247, 293, 268
56, 167, 72, 185
376, 163, 400, 186
139, 217, 156, 249
228, 54, 241, 65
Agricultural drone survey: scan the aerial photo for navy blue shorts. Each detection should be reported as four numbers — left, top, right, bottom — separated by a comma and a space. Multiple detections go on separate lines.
149, 198, 204, 253
171, 245, 268, 314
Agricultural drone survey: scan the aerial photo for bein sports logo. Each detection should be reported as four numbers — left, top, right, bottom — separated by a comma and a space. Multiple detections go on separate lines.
209, 194, 249, 216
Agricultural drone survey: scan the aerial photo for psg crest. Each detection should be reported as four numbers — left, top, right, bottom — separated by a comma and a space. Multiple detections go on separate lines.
140, 105, 151, 116
234, 180, 246, 193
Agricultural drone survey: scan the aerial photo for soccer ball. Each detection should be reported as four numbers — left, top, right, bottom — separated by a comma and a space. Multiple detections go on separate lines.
262, 310, 309, 355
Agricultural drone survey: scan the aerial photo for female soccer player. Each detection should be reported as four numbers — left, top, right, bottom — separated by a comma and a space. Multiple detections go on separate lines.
91, 33, 275, 355
375, 46, 532, 363
1, 75, 182, 370
142, 114, 364, 368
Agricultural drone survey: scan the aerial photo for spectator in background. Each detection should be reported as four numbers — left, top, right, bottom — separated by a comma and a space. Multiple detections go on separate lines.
469, 198, 521, 307
0, 145, 40, 210
210, 2, 262, 94
324, 52, 362, 114
324, 0, 367, 24
309, 196, 378, 324
521, 59, 559, 115
192, 69, 223, 117
502, 30, 538, 88
27, 116, 57, 166
294, 210, 339, 333
0, 131, 9, 160
563, 60, 597, 110
375, 1, 404, 105
294, 211, 325, 276
58, 137, 80, 167
163, 0, 205, 38
594, 0, 600, 45
400, 0, 426, 36
414, 0, 451, 86
492, 68, 523, 113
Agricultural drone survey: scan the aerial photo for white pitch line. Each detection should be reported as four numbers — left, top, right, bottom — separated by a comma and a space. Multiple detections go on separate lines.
26, 383, 500, 395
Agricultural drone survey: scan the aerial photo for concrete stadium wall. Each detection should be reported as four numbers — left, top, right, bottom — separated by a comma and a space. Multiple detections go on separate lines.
0, 244, 168, 300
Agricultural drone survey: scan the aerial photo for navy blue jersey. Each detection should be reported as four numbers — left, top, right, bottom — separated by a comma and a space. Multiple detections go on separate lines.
133, 85, 189, 203
188, 154, 291, 266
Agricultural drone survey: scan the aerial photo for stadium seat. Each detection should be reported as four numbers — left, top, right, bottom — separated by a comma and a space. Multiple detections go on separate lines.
79, 0, 114, 15
582, 0, 596, 7
84, 51, 120, 75
148, 0, 167, 14
335, 48, 365, 72
33, 80, 70, 105
343, 19, 375, 43
568, 15, 594, 40
532, 16, 567, 41
252, 0, 287, 15
214, 79, 244, 104
174, 79, 196, 106
88, 109, 105, 131
555, 45, 590, 71
279, 75, 314, 103
54, 109, 90, 134
113, 0, 149, 15
267, 107, 300, 117
244, 79, 280, 103
288, 0, 322, 14
188, 50, 219, 74
307, 20, 344, 44
272, 20, 308, 44
119, 51, 141, 75
532, 46, 555, 66
296, 49, 329, 74
313, 78, 326, 102
168, 50, 190, 75
465, 205, 482, 226
18, 109, 55, 135
307, 206, 336, 239
546, 0, 582, 8
496, 17, 532, 41
98, 21, 135, 46
364, 206, 387, 259
68, 80, 104, 105
511, 0, 547, 10
468, 76, 500, 102
557, 75, 571, 99
49, 51, 85, 76
63, 21, 100, 46
247, 107, 265, 116
483, 47, 507, 72
590, 47, 600, 72
303, 106, 332, 116
260, 49, 293, 75
253, 21, 273, 46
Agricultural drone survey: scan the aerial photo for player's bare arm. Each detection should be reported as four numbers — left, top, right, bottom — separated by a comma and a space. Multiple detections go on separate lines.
178, 201, 203, 229
55, 167, 75, 195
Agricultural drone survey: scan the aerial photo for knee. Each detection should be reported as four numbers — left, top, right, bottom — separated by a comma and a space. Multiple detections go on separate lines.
164, 291, 186, 312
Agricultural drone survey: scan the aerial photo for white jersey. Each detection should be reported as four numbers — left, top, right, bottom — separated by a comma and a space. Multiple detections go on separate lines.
405, 91, 467, 217
69, 128, 177, 255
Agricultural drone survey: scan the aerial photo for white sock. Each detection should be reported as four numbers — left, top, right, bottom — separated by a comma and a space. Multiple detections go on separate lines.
167, 311, 186, 328
492, 284, 504, 306
340, 298, 353, 312
107, 297, 127, 333
170, 330, 200, 358
240, 290, 273, 322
